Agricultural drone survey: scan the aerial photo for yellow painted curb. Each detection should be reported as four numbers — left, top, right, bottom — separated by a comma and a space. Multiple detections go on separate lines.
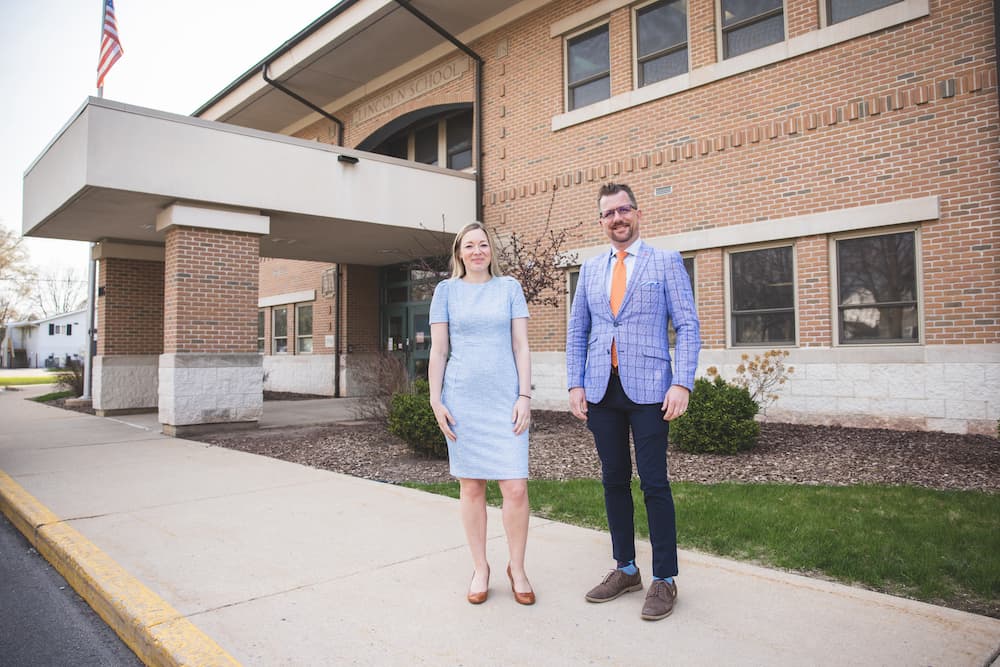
0, 469, 241, 667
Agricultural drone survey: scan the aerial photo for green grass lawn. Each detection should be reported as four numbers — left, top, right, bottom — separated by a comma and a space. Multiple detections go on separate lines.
405, 479, 1000, 618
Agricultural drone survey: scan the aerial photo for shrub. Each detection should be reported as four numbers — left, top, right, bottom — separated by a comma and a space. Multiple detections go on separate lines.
54, 360, 85, 397
671, 375, 760, 455
709, 349, 793, 415
351, 352, 408, 420
388, 379, 448, 459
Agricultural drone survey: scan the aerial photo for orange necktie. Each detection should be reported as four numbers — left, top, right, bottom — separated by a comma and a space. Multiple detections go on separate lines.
610, 250, 626, 368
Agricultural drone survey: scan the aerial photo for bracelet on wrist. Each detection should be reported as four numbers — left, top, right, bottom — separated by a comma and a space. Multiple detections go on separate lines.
518, 394, 532, 399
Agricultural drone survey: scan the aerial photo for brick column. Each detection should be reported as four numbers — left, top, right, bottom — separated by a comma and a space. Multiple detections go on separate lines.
91, 242, 165, 415
156, 204, 267, 436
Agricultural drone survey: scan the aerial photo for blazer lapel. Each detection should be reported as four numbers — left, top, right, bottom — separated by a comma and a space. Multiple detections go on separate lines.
619, 244, 651, 313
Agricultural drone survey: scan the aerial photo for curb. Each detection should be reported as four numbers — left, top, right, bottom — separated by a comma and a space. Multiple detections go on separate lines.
0, 470, 241, 667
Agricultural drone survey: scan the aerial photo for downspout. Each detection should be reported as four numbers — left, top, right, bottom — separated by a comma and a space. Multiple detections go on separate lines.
81, 245, 97, 400
334, 264, 342, 397
394, 0, 484, 222
261, 63, 345, 146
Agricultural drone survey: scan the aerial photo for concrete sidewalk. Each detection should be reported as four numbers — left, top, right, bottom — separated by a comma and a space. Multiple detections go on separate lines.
1, 387, 998, 666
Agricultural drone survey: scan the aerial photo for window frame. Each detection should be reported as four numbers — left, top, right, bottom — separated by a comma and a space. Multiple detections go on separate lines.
830, 226, 922, 346
272, 306, 289, 355
717, 0, 786, 60
823, 0, 903, 25
296, 303, 314, 354
725, 241, 798, 347
257, 310, 266, 354
565, 21, 611, 111
632, 0, 690, 89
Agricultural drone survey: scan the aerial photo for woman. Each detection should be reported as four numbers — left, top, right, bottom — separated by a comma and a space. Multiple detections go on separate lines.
428, 222, 535, 606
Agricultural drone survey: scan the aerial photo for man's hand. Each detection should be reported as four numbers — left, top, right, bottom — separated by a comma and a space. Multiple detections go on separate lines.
569, 387, 588, 421
660, 385, 690, 421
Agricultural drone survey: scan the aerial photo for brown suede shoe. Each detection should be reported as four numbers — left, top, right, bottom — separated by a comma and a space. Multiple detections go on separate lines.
640, 579, 677, 620
585, 568, 643, 603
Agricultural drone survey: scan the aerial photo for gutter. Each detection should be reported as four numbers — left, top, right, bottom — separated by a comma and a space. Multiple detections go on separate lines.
261, 64, 345, 145
393, 0, 485, 222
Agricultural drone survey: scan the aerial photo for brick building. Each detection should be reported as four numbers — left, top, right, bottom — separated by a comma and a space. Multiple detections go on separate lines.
24, 0, 998, 435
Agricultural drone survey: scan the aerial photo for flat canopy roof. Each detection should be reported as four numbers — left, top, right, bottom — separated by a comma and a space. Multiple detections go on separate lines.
22, 98, 475, 265
195, 0, 527, 133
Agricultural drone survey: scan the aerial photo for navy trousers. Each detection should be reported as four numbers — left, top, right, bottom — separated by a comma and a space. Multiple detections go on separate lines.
587, 373, 678, 578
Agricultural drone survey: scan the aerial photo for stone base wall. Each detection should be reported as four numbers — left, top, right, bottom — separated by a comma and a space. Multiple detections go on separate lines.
534, 345, 1000, 435
93, 355, 159, 414
263, 355, 337, 396
158, 353, 262, 428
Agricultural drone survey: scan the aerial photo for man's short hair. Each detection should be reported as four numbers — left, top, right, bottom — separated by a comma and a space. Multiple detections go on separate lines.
597, 183, 638, 208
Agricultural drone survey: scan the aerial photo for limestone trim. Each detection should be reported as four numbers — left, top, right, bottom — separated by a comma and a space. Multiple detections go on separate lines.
566, 196, 938, 263
259, 291, 316, 308
92, 242, 164, 262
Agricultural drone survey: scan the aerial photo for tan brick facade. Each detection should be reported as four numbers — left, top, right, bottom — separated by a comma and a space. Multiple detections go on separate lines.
96, 258, 164, 356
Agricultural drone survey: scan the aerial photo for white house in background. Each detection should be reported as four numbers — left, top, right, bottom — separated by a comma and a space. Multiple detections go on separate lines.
1, 309, 87, 369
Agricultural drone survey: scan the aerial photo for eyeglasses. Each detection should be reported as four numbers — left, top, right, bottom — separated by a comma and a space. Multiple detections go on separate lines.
599, 204, 636, 221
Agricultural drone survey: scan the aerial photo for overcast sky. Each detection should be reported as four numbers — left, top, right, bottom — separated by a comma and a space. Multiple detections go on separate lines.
0, 0, 337, 277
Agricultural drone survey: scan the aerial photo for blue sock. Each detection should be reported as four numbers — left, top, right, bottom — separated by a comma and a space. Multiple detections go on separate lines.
653, 576, 674, 584
617, 560, 638, 575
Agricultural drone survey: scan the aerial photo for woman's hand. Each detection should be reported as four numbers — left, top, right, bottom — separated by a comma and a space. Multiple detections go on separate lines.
511, 396, 531, 435
431, 400, 457, 441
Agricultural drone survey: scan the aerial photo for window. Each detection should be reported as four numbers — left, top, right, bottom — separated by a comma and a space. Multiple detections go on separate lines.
66, 324, 72, 336
273, 307, 288, 354
48, 324, 54, 335
635, 0, 689, 87
836, 231, 918, 344
827, 0, 901, 24
414, 124, 439, 166
567, 24, 610, 110
257, 310, 265, 354
721, 0, 784, 59
296, 304, 313, 353
371, 110, 473, 171
730, 245, 795, 345
446, 114, 473, 170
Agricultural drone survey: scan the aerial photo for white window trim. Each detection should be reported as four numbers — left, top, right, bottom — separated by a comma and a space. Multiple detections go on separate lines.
553, 0, 928, 131
829, 224, 923, 347
564, 20, 612, 113
632, 0, 692, 90
724, 241, 799, 348
259, 290, 315, 308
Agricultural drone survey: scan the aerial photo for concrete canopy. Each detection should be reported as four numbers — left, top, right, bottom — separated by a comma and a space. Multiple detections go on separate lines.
194, 0, 525, 133
22, 98, 475, 265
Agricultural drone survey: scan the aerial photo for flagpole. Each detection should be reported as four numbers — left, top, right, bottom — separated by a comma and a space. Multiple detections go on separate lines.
97, 0, 105, 98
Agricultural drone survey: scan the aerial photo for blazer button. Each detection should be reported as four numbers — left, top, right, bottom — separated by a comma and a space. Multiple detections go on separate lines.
613, 322, 620, 327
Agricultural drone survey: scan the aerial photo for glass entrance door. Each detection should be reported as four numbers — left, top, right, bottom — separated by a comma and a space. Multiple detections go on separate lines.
382, 303, 431, 380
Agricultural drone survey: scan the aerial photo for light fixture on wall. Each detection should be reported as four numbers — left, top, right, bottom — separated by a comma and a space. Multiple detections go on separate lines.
337, 154, 359, 164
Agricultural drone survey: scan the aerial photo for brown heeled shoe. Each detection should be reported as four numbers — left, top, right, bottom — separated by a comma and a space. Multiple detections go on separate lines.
507, 564, 535, 605
467, 566, 489, 604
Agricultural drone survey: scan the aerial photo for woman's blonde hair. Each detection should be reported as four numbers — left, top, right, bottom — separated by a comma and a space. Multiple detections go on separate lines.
450, 222, 502, 279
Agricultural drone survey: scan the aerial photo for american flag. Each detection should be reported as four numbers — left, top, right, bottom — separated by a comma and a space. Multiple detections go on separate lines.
97, 0, 123, 89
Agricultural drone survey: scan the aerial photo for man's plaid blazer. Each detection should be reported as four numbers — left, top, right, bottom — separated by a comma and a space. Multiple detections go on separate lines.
567, 241, 701, 404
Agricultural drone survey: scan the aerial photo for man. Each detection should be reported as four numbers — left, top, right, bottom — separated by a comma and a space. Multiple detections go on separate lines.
566, 182, 700, 621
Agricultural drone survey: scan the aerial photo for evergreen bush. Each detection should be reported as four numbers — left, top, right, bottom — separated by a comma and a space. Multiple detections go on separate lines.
388, 379, 448, 459
670, 375, 760, 455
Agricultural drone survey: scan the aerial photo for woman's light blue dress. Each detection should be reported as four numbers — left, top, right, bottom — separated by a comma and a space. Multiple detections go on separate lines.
429, 276, 530, 479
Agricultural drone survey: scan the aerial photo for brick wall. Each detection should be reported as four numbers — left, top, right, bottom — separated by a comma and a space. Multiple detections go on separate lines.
96, 258, 164, 356
163, 227, 259, 354
258, 258, 337, 355
287, 0, 997, 357
343, 264, 380, 354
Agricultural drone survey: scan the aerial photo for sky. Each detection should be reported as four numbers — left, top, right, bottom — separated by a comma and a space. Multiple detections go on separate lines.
0, 0, 338, 278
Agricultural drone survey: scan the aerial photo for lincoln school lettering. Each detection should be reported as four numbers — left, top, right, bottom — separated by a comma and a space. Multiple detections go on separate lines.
353, 58, 468, 124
